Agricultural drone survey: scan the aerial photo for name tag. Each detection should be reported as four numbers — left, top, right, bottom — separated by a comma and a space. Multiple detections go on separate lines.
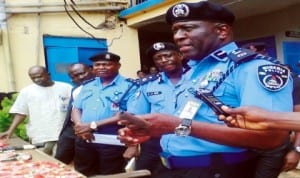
146, 91, 162, 96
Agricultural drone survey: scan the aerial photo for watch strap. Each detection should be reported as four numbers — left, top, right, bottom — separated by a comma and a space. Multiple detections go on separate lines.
180, 118, 192, 127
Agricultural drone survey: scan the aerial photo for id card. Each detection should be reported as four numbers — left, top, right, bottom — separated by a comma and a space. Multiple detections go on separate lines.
178, 100, 201, 119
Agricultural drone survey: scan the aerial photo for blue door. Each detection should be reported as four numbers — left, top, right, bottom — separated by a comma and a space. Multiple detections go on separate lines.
43, 35, 107, 84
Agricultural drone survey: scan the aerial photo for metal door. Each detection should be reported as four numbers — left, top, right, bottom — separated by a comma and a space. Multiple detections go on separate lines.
44, 35, 107, 84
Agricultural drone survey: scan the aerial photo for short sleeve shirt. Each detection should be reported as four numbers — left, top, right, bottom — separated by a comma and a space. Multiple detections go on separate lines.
74, 75, 137, 124
160, 42, 293, 156
10, 81, 72, 144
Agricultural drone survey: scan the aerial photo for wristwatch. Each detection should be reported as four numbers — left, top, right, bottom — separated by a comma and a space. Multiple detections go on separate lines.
90, 121, 98, 131
293, 146, 300, 153
174, 118, 192, 137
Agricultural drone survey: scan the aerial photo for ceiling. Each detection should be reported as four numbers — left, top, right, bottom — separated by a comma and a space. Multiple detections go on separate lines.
215, 0, 300, 20
139, 0, 300, 32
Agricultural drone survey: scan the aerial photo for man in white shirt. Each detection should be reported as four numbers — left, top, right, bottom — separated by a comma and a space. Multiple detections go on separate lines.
1, 65, 72, 155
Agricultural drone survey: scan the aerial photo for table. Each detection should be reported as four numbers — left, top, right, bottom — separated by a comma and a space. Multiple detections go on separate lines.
5, 137, 151, 178
8, 137, 60, 162
0, 136, 86, 178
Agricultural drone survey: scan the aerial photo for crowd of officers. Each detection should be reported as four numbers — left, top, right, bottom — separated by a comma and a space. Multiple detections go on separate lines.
2, 1, 300, 178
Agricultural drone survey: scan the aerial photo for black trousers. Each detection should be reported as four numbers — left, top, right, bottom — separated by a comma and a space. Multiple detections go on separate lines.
151, 154, 258, 178
254, 140, 289, 178
136, 137, 162, 173
74, 138, 127, 177
55, 124, 76, 164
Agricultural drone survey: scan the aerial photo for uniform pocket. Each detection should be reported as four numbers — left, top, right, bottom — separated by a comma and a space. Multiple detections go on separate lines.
146, 91, 166, 112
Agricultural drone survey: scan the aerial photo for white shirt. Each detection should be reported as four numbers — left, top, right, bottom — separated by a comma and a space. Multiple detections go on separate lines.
72, 85, 82, 100
10, 81, 72, 144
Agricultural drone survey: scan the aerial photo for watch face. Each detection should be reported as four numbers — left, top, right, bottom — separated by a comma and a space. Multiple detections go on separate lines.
175, 125, 191, 136
90, 121, 97, 130
174, 118, 192, 136
295, 146, 300, 153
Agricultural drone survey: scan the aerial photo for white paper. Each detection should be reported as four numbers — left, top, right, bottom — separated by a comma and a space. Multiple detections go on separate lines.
92, 133, 125, 146
125, 157, 136, 172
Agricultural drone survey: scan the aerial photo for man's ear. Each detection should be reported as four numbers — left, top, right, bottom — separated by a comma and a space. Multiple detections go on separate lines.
214, 23, 230, 40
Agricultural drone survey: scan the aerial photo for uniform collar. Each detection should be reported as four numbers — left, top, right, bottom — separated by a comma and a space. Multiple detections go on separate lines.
159, 70, 185, 85
187, 42, 238, 67
95, 74, 122, 87
159, 72, 167, 83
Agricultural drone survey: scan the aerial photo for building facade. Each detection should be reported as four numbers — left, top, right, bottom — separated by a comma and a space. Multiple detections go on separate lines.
1, 0, 300, 92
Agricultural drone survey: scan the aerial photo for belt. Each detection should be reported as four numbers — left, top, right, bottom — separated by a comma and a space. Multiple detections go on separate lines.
160, 151, 257, 169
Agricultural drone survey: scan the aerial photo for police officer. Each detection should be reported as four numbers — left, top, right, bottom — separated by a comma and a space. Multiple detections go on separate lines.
55, 63, 95, 164
118, 1, 293, 178
126, 42, 186, 173
71, 52, 138, 176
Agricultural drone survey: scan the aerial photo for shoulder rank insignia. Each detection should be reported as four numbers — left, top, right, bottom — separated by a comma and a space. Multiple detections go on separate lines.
126, 78, 140, 86
136, 74, 161, 85
257, 64, 289, 91
228, 48, 257, 64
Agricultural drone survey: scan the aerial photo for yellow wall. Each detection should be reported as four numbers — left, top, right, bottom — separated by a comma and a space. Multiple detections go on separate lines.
2, 0, 300, 92
0, 0, 140, 92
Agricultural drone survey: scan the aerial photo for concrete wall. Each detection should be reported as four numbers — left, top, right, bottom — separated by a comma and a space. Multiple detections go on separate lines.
233, 4, 300, 62
2, 0, 300, 92
0, 0, 140, 92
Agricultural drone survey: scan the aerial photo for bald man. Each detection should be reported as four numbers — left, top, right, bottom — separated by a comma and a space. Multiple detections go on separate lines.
1, 65, 72, 155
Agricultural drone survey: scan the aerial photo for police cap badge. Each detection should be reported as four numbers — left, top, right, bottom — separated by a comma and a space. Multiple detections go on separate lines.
166, 1, 235, 25
146, 42, 179, 60
89, 52, 120, 62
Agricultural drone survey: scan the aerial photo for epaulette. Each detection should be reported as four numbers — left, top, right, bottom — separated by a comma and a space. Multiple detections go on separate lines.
136, 74, 161, 85
228, 48, 258, 64
254, 55, 281, 64
82, 77, 95, 85
126, 78, 140, 86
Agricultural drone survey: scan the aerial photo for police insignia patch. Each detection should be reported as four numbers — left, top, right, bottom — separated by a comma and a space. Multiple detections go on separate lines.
257, 64, 289, 91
